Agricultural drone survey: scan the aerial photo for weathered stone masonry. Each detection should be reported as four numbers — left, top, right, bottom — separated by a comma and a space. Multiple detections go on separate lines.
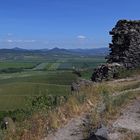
107, 20, 140, 68
91, 20, 140, 82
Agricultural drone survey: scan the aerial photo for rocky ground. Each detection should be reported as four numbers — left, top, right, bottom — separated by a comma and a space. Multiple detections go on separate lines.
45, 114, 86, 140
45, 97, 140, 140
45, 76, 140, 140
108, 97, 140, 140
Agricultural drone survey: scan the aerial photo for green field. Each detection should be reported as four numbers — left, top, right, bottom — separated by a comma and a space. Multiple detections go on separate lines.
32, 57, 106, 71
0, 56, 105, 111
0, 61, 38, 69
0, 71, 77, 110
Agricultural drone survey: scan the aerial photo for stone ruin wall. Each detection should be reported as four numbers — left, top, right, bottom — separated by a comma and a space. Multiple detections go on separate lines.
91, 20, 140, 82
107, 20, 140, 68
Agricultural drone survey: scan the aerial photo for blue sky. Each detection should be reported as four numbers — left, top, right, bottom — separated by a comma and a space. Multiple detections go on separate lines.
0, 0, 139, 49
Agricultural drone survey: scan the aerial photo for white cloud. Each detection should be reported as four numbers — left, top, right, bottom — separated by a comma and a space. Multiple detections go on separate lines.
7, 39, 13, 43
1, 39, 36, 43
23, 40, 36, 43
77, 35, 87, 39
7, 33, 13, 36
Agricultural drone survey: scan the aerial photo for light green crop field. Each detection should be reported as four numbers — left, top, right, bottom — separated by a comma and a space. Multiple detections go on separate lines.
0, 82, 70, 96
57, 57, 105, 70
0, 71, 77, 85
32, 57, 105, 71
47, 63, 60, 70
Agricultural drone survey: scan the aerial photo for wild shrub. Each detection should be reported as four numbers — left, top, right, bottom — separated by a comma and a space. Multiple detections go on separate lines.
30, 95, 68, 111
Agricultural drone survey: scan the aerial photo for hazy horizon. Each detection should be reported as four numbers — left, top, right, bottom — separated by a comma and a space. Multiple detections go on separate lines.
0, 46, 109, 50
0, 0, 139, 49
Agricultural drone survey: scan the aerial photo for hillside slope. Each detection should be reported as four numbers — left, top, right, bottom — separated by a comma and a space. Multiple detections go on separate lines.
45, 75, 140, 140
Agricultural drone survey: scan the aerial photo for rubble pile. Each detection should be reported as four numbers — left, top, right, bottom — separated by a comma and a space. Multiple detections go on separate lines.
91, 63, 122, 82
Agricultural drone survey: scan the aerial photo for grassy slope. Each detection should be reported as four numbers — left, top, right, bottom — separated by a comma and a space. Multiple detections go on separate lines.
14, 73, 140, 140
0, 71, 77, 110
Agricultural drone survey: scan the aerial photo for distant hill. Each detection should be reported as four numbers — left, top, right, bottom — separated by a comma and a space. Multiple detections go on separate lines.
0, 47, 29, 53
12, 47, 27, 51
41, 47, 109, 56
68, 48, 109, 56
46, 47, 71, 55
0, 47, 109, 60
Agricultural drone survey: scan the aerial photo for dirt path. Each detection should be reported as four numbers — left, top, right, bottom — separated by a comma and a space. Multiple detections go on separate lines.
112, 87, 140, 97
108, 97, 140, 140
44, 114, 87, 140
45, 94, 140, 140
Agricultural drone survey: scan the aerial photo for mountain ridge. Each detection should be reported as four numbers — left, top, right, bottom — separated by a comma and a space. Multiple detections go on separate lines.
0, 47, 109, 56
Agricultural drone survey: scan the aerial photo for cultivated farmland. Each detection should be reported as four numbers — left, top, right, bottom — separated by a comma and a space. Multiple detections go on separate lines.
0, 55, 105, 111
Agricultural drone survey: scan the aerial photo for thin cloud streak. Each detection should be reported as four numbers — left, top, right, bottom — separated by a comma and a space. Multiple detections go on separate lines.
77, 35, 87, 39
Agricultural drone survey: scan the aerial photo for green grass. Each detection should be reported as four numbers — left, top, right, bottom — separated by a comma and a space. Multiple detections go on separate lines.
58, 57, 105, 70
47, 63, 60, 70
0, 56, 105, 111
0, 83, 71, 110
30, 57, 105, 71
33, 63, 49, 70
0, 71, 76, 110
0, 96, 26, 110
0, 82, 70, 96
117, 67, 140, 78
0, 61, 37, 69
0, 71, 77, 85
81, 69, 94, 79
